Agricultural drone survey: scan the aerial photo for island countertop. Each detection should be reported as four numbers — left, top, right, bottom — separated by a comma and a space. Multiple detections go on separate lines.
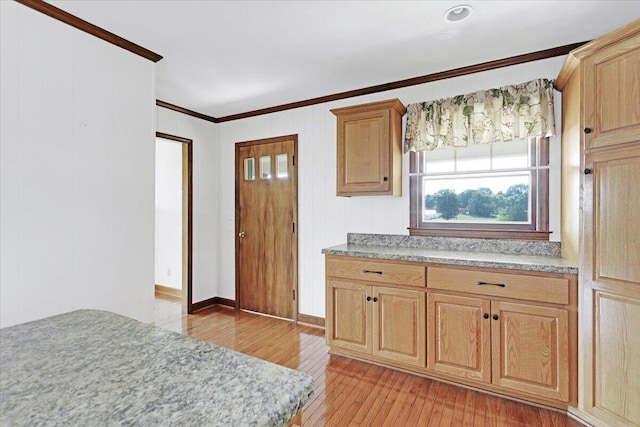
0, 309, 314, 427
322, 234, 578, 275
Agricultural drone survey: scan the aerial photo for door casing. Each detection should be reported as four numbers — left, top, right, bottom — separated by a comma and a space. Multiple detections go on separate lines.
156, 131, 193, 314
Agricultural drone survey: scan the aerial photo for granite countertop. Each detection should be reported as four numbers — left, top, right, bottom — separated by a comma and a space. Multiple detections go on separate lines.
0, 310, 314, 427
321, 234, 578, 275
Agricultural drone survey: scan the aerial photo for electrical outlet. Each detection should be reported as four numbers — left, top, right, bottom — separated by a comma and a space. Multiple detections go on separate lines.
167, 268, 171, 277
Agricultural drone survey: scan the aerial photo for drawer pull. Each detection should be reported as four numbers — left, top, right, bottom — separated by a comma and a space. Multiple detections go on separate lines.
477, 281, 506, 288
363, 270, 383, 275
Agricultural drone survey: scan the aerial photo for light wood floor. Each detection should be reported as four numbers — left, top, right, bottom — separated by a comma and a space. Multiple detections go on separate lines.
154, 295, 582, 427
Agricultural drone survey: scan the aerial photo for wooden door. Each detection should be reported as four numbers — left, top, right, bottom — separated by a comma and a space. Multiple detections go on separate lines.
583, 32, 640, 150
581, 144, 640, 425
373, 287, 425, 367
326, 279, 372, 354
426, 293, 491, 382
491, 301, 569, 402
235, 135, 297, 319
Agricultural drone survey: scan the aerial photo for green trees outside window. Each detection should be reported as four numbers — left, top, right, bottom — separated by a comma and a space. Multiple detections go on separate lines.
426, 183, 529, 223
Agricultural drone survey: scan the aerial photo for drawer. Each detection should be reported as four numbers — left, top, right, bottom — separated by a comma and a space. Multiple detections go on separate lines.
326, 257, 425, 287
426, 266, 569, 305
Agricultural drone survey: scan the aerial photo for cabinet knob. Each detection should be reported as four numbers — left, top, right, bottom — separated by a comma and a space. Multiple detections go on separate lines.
492, 314, 499, 321
383, 176, 388, 182
583, 127, 592, 134
483, 313, 489, 319
373, 297, 378, 302
584, 168, 592, 175
366, 296, 371, 301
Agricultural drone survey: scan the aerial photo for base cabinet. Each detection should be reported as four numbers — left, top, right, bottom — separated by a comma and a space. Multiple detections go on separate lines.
427, 293, 491, 383
427, 294, 570, 403
326, 280, 371, 354
492, 301, 569, 402
326, 278, 425, 368
325, 255, 577, 410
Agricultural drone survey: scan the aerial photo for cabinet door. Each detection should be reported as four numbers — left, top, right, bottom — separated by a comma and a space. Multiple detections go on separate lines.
426, 293, 491, 383
326, 280, 372, 354
581, 145, 640, 425
336, 109, 391, 195
373, 287, 425, 367
491, 301, 569, 402
583, 33, 640, 150
590, 289, 640, 426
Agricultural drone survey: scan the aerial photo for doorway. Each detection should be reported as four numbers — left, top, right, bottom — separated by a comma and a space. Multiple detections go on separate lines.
235, 134, 298, 320
155, 132, 193, 314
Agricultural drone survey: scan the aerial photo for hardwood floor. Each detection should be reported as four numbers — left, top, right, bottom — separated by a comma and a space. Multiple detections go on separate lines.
154, 296, 582, 426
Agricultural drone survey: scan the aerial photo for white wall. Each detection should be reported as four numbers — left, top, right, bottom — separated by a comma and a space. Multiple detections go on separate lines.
155, 138, 183, 289
156, 107, 217, 303
0, 2, 156, 327
216, 56, 567, 318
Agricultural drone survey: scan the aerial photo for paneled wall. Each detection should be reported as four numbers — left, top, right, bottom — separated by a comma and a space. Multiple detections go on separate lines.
0, 2, 156, 327
156, 108, 217, 303
216, 57, 566, 318
0, 0, 567, 324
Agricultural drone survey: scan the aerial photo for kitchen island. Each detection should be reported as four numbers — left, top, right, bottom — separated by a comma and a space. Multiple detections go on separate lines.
0, 309, 313, 426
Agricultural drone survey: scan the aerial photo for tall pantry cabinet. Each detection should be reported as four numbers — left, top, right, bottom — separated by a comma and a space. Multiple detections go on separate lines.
555, 20, 640, 427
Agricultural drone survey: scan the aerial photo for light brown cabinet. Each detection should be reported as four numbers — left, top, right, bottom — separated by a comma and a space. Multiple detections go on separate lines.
325, 254, 577, 410
492, 301, 569, 402
428, 293, 570, 402
427, 266, 574, 405
427, 293, 491, 383
330, 99, 405, 196
556, 19, 640, 427
326, 256, 425, 368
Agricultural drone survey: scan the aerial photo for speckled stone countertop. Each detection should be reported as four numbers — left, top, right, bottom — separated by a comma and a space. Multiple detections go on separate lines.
0, 310, 314, 427
322, 233, 578, 275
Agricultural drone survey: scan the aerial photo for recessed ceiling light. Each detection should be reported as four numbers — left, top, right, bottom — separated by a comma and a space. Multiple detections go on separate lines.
444, 5, 473, 22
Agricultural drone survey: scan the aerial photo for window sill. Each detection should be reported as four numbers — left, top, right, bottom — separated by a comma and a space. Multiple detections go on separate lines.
408, 228, 551, 241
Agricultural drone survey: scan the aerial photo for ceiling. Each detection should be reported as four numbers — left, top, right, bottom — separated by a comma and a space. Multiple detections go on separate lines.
50, 1, 640, 119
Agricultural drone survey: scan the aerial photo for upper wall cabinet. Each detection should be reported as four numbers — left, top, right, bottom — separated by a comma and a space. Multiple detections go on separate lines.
331, 99, 406, 196
582, 37, 640, 150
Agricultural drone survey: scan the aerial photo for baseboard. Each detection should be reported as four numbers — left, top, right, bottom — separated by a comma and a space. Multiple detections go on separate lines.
191, 297, 217, 312
567, 407, 599, 427
297, 313, 325, 328
155, 284, 182, 298
191, 296, 236, 312
189, 297, 324, 329
213, 297, 235, 307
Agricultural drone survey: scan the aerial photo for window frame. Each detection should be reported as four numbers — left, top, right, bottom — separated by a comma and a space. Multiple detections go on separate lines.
408, 138, 550, 240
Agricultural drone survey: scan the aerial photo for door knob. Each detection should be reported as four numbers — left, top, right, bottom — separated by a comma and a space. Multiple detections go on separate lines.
238, 231, 246, 238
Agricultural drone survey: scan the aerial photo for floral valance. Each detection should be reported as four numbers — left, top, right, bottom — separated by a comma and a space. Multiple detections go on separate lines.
404, 78, 556, 152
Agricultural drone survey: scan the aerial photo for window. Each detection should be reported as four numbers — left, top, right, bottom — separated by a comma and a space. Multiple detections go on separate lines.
409, 138, 549, 239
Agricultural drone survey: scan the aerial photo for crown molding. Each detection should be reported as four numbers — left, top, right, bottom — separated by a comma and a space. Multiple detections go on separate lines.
16, 0, 163, 62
